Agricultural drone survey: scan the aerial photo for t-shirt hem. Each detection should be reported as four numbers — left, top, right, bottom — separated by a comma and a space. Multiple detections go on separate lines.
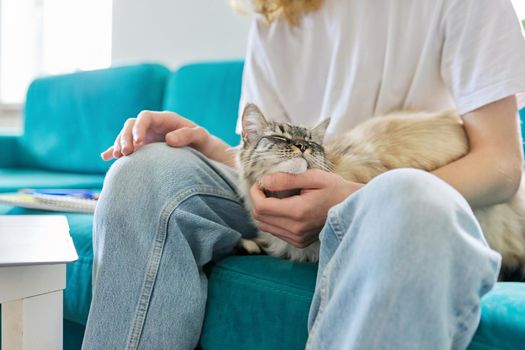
456, 78, 525, 115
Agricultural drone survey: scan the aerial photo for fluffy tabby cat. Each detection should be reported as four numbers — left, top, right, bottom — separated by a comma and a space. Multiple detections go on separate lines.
237, 103, 525, 278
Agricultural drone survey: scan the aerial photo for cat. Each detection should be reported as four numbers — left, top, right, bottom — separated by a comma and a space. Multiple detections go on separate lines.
237, 103, 525, 278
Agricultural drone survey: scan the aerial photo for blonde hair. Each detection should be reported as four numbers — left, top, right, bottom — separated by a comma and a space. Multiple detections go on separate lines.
230, 0, 324, 25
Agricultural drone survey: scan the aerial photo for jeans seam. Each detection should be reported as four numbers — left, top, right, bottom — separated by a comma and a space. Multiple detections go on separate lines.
306, 270, 329, 350
328, 208, 344, 242
451, 301, 481, 350
307, 205, 349, 350
124, 185, 241, 350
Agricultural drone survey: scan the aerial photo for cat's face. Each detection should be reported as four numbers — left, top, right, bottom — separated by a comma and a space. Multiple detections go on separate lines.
239, 103, 331, 182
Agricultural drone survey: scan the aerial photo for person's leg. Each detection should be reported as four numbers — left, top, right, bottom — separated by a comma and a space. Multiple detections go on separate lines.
82, 143, 255, 350
307, 169, 501, 350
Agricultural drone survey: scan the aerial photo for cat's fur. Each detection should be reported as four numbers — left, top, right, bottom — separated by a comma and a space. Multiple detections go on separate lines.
237, 103, 525, 277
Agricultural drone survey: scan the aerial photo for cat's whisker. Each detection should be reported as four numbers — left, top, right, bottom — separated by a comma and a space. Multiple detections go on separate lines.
304, 155, 333, 172
240, 156, 285, 167
240, 153, 283, 162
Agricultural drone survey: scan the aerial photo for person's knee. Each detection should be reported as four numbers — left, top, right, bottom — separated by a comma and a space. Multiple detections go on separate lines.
373, 168, 461, 202
107, 143, 200, 184
330, 168, 476, 251
97, 144, 203, 215
324, 168, 499, 292
366, 168, 471, 222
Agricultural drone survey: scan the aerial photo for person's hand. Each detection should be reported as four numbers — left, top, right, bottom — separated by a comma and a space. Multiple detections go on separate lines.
249, 169, 363, 248
100, 110, 212, 161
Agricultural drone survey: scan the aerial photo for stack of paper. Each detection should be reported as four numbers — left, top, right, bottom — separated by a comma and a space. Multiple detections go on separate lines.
0, 192, 97, 213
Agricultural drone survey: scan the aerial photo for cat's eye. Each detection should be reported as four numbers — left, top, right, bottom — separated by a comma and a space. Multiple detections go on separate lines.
271, 136, 290, 143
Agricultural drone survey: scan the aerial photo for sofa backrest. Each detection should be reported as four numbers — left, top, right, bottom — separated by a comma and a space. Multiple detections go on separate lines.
19, 64, 169, 174
520, 108, 525, 153
162, 61, 243, 147
16, 61, 525, 175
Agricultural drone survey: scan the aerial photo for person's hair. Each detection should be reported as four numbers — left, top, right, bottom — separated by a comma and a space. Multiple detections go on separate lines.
230, 0, 324, 25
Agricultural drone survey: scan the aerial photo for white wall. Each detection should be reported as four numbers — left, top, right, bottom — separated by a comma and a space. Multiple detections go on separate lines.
111, 0, 251, 69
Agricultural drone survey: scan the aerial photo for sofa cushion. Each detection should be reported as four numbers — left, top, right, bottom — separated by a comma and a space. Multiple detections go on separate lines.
0, 168, 104, 193
19, 63, 170, 174
470, 282, 525, 349
201, 255, 525, 350
0, 133, 20, 168
201, 256, 315, 350
520, 108, 525, 153
163, 61, 243, 147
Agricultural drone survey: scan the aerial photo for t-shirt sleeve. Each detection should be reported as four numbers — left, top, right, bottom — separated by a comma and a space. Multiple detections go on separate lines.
440, 0, 525, 115
236, 19, 287, 135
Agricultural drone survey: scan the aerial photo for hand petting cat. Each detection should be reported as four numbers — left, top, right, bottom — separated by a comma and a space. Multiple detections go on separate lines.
249, 169, 363, 248
100, 110, 236, 167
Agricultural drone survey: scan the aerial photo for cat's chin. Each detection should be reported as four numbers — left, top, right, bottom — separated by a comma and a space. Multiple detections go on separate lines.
269, 157, 308, 175
262, 158, 307, 199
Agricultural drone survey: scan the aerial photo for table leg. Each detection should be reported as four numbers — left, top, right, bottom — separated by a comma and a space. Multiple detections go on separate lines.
2, 290, 63, 350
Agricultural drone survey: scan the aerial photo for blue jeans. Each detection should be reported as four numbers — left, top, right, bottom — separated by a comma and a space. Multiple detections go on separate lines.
83, 143, 501, 350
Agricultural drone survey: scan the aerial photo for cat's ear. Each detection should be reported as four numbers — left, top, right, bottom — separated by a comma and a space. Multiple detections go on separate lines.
311, 117, 331, 143
241, 103, 268, 143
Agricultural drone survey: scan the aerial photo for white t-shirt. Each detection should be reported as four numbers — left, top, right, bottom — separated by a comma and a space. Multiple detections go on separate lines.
237, 0, 525, 141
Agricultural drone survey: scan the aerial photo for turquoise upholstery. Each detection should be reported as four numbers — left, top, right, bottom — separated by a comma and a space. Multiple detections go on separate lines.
202, 256, 316, 350
19, 64, 169, 173
470, 283, 525, 349
520, 107, 525, 153
163, 61, 243, 146
0, 169, 104, 193
1, 62, 524, 350
202, 256, 525, 350
0, 132, 19, 168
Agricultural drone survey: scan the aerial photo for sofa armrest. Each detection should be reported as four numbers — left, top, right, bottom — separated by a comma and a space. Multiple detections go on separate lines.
0, 132, 21, 168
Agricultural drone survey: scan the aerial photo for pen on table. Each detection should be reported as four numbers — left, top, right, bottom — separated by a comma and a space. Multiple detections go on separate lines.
20, 189, 100, 200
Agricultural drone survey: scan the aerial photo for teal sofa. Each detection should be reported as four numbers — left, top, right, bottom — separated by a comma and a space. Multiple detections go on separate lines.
1, 62, 524, 350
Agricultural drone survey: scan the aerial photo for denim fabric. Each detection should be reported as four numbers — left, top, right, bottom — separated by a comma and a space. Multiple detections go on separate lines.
84, 144, 501, 350
83, 143, 257, 349
307, 169, 501, 350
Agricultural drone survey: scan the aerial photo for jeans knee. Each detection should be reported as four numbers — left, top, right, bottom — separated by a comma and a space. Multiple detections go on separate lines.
368, 168, 471, 219
93, 144, 210, 253
330, 168, 478, 251
97, 144, 204, 217
106, 143, 200, 185
323, 169, 499, 294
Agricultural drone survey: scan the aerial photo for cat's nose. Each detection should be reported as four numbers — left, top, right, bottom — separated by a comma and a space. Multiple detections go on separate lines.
294, 141, 308, 153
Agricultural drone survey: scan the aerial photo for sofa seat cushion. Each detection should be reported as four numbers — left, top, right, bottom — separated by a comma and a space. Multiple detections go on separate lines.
0, 206, 94, 325
470, 282, 525, 349
0, 168, 105, 193
201, 255, 316, 350
201, 255, 525, 350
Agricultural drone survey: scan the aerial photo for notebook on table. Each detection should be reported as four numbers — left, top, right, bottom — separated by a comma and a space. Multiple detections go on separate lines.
0, 189, 98, 213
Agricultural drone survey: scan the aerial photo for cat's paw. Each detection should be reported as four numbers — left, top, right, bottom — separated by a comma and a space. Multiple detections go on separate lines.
239, 238, 262, 254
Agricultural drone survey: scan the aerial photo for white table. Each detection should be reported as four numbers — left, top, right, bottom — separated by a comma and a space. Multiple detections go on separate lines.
0, 215, 78, 350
